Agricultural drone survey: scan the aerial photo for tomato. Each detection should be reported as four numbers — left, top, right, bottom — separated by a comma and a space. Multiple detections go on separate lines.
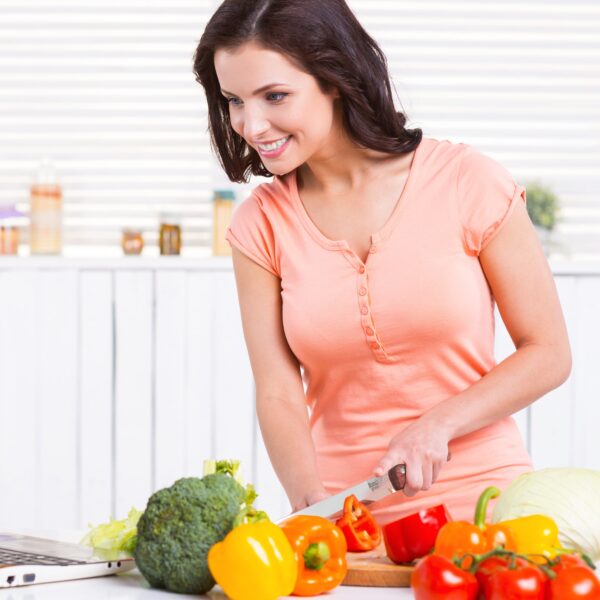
411, 553, 479, 600
547, 565, 600, 599
475, 555, 530, 598
550, 553, 591, 573
486, 563, 547, 600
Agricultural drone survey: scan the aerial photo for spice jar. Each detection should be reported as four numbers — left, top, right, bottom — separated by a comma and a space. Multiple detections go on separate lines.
212, 190, 236, 256
0, 225, 19, 255
30, 157, 63, 254
159, 218, 181, 255
0, 206, 25, 256
121, 229, 144, 255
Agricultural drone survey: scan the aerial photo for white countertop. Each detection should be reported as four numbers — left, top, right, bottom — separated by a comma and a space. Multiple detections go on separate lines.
1, 530, 415, 600
1, 254, 600, 275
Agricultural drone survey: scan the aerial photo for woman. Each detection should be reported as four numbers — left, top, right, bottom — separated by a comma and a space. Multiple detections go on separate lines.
193, 0, 571, 523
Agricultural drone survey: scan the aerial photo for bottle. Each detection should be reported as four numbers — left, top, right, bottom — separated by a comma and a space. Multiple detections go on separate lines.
212, 190, 236, 256
29, 157, 63, 254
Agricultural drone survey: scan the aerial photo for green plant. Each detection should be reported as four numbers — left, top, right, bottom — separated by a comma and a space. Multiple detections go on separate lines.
525, 182, 559, 230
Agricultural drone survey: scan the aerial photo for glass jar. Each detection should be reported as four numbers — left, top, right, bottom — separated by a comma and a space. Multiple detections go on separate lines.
212, 190, 236, 256
159, 221, 181, 255
121, 229, 144, 255
30, 157, 63, 254
0, 225, 19, 255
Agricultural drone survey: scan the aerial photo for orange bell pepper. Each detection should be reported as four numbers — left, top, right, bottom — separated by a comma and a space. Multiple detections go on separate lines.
335, 494, 381, 552
279, 515, 347, 596
434, 486, 516, 566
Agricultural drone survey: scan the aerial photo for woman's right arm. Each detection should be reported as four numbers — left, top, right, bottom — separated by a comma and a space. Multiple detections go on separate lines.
231, 247, 329, 511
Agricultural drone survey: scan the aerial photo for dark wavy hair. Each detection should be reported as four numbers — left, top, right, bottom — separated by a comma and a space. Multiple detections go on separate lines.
193, 0, 422, 183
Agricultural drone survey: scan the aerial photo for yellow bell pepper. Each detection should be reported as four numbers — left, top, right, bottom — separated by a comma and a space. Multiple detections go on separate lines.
207, 509, 297, 600
500, 514, 563, 560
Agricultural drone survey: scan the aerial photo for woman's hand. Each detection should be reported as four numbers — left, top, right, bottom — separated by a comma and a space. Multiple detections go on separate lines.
292, 488, 331, 512
373, 419, 451, 496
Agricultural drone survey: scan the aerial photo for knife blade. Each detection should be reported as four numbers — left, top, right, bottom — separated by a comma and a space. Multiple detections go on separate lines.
275, 463, 407, 524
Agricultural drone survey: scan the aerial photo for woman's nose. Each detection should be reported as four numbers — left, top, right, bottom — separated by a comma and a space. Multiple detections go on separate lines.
242, 105, 270, 140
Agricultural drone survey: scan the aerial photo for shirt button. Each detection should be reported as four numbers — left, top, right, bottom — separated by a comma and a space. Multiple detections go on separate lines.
370, 341, 379, 349
365, 327, 374, 336
360, 306, 368, 315
358, 265, 365, 274
359, 287, 367, 296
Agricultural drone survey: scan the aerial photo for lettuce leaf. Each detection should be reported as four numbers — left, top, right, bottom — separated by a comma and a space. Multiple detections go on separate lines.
80, 507, 142, 557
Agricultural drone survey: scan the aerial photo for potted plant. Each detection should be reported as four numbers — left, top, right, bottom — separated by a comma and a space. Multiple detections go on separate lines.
524, 182, 560, 254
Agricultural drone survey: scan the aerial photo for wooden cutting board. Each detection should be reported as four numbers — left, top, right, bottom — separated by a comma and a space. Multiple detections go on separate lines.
341, 542, 414, 587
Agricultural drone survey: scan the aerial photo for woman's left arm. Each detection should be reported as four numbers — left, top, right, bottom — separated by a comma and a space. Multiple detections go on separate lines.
374, 200, 572, 494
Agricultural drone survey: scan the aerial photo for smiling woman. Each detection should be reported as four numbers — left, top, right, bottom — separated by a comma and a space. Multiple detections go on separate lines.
191, 0, 571, 526
193, 0, 421, 183
213, 42, 345, 174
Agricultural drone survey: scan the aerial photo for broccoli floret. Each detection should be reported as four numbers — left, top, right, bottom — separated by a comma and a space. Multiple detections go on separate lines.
133, 474, 245, 594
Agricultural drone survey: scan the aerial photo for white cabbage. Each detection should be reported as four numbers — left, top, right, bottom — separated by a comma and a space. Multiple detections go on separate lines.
491, 468, 600, 562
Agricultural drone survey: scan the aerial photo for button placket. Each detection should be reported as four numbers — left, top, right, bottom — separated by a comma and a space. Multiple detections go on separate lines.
355, 265, 388, 358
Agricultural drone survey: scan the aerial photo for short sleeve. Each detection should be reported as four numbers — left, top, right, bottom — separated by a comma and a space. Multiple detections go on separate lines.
225, 193, 280, 277
456, 147, 526, 255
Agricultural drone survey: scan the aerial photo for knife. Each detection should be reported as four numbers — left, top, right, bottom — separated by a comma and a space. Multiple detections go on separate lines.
275, 463, 407, 524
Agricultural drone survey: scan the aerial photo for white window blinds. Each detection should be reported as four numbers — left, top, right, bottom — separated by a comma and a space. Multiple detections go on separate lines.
0, 0, 215, 256
343, 0, 600, 260
1, 1, 598, 259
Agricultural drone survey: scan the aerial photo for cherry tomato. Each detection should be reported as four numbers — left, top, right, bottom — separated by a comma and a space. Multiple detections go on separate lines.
411, 553, 479, 600
548, 565, 600, 599
475, 555, 530, 598
486, 563, 547, 600
550, 553, 591, 573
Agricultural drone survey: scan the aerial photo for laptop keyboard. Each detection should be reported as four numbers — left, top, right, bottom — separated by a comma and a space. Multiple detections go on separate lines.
0, 547, 87, 566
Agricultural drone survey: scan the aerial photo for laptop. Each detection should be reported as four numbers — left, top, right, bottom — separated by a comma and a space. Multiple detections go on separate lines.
0, 532, 135, 588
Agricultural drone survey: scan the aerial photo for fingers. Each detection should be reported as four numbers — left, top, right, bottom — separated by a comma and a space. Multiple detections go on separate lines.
373, 458, 397, 478
375, 446, 451, 496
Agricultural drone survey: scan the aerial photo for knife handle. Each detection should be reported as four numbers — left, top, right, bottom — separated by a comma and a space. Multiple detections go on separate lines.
388, 463, 407, 491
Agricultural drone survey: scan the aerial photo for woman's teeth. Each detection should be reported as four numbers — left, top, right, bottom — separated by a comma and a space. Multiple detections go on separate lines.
258, 136, 290, 152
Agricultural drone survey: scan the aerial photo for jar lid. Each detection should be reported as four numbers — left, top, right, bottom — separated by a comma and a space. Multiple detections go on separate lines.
158, 212, 181, 224
213, 190, 236, 201
0, 205, 24, 219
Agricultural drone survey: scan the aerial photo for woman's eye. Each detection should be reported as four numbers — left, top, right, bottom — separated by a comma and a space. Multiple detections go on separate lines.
226, 97, 242, 106
267, 92, 287, 102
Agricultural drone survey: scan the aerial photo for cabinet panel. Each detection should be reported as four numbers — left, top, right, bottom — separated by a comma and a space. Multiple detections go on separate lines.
80, 271, 114, 527
0, 272, 38, 529
114, 271, 153, 517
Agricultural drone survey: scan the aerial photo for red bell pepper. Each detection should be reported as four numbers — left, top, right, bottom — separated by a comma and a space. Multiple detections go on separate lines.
383, 504, 451, 564
334, 495, 381, 552
411, 553, 479, 600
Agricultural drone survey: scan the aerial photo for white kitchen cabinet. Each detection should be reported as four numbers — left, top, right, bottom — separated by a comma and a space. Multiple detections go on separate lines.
0, 257, 599, 531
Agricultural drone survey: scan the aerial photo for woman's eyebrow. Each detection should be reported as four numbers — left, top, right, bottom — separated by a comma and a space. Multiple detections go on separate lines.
220, 83, 288, 96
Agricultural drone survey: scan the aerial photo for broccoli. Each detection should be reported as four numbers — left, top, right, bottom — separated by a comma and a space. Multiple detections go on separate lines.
133, 473, 246, 594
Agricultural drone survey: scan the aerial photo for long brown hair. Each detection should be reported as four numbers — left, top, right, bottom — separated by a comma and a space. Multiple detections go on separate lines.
193, 0, 422, 183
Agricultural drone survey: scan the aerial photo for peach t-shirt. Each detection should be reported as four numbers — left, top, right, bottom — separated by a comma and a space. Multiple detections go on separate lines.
226, 137, 533, 523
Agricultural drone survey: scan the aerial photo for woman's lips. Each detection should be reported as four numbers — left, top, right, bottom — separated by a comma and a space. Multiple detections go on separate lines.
257, 135, 292, 159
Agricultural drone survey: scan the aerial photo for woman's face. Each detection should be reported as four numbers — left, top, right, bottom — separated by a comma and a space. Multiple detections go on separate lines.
214, 42, 340, 175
